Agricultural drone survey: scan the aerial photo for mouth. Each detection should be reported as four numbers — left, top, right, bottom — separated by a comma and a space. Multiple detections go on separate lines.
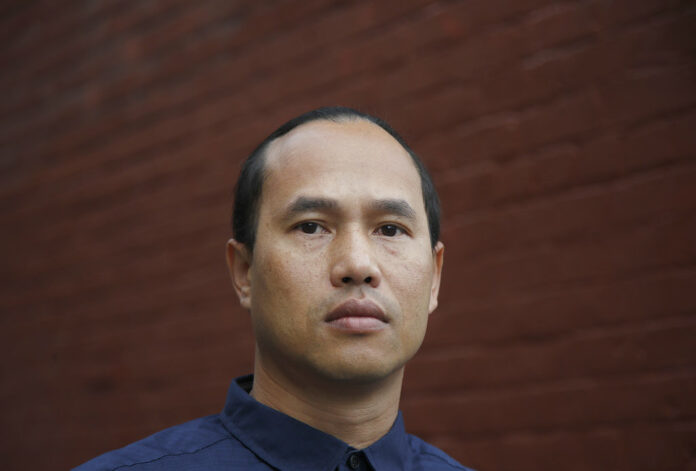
324, 299, 389, 332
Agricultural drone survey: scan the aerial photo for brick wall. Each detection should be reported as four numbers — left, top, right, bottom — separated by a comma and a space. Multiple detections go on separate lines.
1, 1, 694, 470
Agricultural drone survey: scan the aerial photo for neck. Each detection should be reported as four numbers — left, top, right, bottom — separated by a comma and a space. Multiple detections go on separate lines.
250, 351, 404, 449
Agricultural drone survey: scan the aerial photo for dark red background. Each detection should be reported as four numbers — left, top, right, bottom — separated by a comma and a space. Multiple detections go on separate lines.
1, 1, 695, 470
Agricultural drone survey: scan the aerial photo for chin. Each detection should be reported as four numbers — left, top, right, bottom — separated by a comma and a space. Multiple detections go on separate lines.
311, 358, 405, 384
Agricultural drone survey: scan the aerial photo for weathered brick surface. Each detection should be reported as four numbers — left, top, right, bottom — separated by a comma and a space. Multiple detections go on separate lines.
1, 1, 694, 470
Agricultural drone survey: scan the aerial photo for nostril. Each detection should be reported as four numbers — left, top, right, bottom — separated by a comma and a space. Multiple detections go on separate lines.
339, 275, 374, 284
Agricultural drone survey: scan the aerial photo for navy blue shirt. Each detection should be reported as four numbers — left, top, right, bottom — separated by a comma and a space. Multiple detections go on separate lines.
74, 375, 473, 471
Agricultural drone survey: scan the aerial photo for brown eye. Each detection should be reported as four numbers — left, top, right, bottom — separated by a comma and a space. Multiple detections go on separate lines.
298, 222, 320, 234
379, 225, 401, 237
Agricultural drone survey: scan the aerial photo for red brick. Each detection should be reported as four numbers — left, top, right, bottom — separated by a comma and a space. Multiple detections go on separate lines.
425, 265, 696, 346
402, 372, 696, 434
410, 318, 696, 391
435, 109, 696, 213
433, 421, 696, 471
2, 2, 694, 470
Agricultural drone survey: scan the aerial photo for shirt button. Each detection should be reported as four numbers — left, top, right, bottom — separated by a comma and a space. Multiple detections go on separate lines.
348, 453, 361, 469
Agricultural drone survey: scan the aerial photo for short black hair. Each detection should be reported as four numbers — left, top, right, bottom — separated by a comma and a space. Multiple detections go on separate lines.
232, 106, 441, 252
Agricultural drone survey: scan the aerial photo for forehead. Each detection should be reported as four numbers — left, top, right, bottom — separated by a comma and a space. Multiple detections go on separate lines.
261, 119, 423, 206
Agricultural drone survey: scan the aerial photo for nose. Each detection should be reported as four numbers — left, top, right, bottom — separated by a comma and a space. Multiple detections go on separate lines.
329, 229, 381, 288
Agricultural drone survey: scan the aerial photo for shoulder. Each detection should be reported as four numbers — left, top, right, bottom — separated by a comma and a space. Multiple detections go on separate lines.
72, 414, 257, 471
407, 434, 477, 471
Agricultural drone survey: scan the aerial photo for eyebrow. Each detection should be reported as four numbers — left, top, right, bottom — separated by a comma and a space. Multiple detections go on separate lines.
286, 197, 339, 215
369, 198, 417, 220
284, 196, 416, 221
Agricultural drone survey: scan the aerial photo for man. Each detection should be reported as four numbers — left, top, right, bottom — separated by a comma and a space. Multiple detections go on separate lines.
75, 107, 474, 470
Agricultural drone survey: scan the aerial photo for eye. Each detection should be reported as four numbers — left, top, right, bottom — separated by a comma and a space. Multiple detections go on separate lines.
296, 222, 322, 234
376, 224, 403, 237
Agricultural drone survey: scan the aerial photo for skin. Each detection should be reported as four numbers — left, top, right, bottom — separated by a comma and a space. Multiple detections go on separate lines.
227, 119, 444, 448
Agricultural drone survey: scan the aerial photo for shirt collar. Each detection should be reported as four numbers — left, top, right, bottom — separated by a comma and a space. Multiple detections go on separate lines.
219, 375, 410, 471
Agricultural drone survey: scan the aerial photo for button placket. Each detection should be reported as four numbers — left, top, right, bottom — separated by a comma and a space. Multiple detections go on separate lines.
348, 453, 361, 469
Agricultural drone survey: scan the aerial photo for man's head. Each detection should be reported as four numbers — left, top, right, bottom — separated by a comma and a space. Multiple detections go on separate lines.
227, 107, 444, 386
232, 107, 441, 253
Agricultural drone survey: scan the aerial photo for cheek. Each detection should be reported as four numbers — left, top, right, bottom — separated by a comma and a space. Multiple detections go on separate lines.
251, 246, 324, 315
382, 252, 433, 342
253, 252, 294, 305
249, 252, 304, 347
387, 250, 434, 303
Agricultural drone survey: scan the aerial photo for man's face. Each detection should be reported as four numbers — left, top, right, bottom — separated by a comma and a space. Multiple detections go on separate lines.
229, 119, 444, 384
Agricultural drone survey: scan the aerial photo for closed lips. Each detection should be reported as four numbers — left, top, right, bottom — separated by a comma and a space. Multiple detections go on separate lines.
325, 299, 388, 323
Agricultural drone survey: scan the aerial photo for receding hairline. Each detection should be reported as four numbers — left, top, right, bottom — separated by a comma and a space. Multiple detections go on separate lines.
261, 116, 416, 176
232, 107, 441, 252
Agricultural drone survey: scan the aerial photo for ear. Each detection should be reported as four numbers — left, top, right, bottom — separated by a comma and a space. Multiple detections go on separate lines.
428, 241, 444, 314
226, 238, 252, 310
